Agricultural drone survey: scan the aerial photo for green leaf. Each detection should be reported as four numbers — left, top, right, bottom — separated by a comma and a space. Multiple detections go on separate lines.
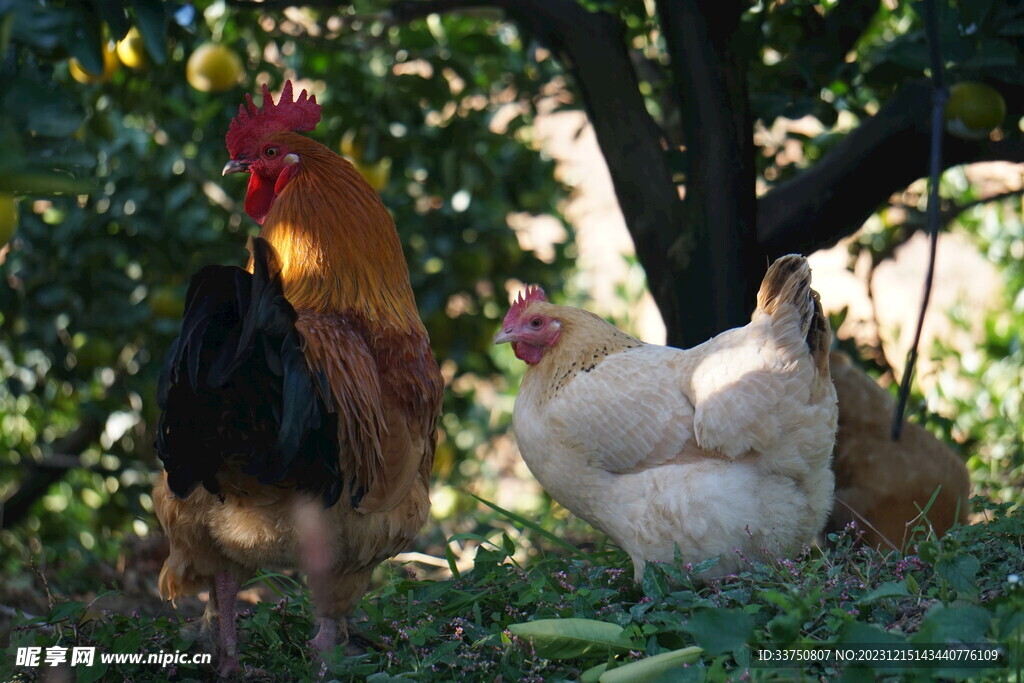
581, 662, 609, 683
839, 620, 906, 645
839, 666, 877, 683
68, 5, 105, 75
114, 627, 144, 653
679, 608, 753, 655
858, 580, 910, 605
47, 601, 85, 622
0, 171, 93, 195
129, 0, 167, 64
917, 540, 938, 564
935, 554, 980, 598
912, 604, 992, 644
0, 11, 14, 55
444, 543, 461, 580
94, 0, 130, 40
642, 563, 668, 600
9, 3, 70, 51
75, 662, 109, 683
963, 40, 1020, 68
508, 618, 637, 659
766, 613, 801, 643
469, 493, 585, 557
598, 647, 703, 683
4, 77, 83, 137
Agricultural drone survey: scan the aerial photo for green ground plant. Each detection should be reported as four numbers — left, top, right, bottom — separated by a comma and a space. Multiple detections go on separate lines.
3, 497, 1021, 681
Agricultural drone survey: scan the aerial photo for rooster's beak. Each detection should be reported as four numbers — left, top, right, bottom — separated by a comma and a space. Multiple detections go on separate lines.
492, 328, 515, 345
222, 159, 250, 176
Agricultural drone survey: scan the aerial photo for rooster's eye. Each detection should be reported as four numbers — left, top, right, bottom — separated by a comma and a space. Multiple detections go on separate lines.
530, 318, 543, 328
265, 147, 279, 158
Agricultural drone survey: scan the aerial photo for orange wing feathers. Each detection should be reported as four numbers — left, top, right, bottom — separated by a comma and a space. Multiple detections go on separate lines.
260, 132, 443, 508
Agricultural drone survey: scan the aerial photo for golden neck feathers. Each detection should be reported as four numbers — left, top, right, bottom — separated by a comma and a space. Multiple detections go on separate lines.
255, 134, 423, 333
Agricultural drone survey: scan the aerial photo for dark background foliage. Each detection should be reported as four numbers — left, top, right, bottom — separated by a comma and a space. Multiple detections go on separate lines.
0, 0, 1021, 679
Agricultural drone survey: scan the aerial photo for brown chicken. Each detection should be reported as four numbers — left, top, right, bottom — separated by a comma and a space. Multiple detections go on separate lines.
495, 255, 837, 577
826, 351, 970, 549
153, 81, 443, 675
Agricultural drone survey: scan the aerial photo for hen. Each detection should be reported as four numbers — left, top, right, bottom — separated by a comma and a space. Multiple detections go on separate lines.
495, 255, 837, 577
153, 81, 443, 674
826, 350, 970, 549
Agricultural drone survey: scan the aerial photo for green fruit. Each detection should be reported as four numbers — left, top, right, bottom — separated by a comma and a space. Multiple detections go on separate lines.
0, 194, 18, 244
944, 82, 1006, 140
150, 286, 185, 319
76, 337, 116, 369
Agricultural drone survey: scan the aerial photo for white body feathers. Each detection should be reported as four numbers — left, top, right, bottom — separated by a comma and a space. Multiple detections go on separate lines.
509, 256, 838, 577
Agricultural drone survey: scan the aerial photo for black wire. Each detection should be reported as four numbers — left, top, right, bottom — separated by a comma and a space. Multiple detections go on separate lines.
891, 0, 947, 440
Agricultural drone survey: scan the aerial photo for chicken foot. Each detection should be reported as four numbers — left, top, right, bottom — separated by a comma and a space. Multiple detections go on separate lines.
214, 572, 240, 677
306, 568, 372, 657
309, 617, 341, 652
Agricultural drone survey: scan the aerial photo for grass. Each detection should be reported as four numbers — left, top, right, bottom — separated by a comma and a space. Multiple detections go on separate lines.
2, 495, 1022, 682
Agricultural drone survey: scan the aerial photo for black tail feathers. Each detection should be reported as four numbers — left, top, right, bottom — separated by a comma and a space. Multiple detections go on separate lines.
156, 238, 341, 506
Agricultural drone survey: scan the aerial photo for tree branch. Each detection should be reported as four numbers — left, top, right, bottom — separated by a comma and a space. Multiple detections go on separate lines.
389, 0, 688, 339
384, 1, 1024, 344
757, 79, 1024, 258
658, 0, 760, 344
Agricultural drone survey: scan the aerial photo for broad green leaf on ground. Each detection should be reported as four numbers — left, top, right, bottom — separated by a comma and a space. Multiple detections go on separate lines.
598, 647, 704, 683
508, 618, 637, 659
680, 608, 754, 655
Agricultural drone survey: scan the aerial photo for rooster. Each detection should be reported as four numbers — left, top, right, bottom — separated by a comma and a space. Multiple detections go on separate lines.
494, 255, 837, 577
153, 81, 443, 675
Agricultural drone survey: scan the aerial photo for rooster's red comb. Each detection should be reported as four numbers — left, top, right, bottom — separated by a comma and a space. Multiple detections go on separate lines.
505, 285, 548, 323
225, 80, 321, 157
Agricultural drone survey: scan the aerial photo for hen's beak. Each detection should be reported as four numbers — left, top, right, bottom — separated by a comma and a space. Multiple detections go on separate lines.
222, 159, 250, 176
493, 328, 515, 345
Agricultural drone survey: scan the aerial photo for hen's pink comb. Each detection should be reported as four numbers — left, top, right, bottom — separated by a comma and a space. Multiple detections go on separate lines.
505, 285, 548, 325
226, 80, 322, 157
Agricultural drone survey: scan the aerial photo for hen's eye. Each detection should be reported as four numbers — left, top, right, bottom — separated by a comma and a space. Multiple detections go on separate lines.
265, 147, 279, 158
530, 318, 543, 328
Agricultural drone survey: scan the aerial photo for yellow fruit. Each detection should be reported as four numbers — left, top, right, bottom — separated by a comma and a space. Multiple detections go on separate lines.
340, 129, 364, 161
186, 43, 244, 93
150, 286, 185, 319
0, 194, 17, 244
69, 42, 119, 84
357, 158, 392, 192
944, 82, 1006, 140
116, 27, 148, 70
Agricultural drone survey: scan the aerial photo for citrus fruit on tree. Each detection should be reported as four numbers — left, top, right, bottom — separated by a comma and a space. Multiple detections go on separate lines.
944, 82, 1006, 140
75, 337, 116, 369
186, 43, 244, 93
116, 27, 148, 70
150, 286, 185, 319
340, 129, 365, 161
69, 42, 119, 84
357, 158, 392, 192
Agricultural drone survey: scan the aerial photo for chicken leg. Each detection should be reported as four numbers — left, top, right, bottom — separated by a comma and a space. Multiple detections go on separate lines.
214, 572, 240, 677
308, 568, 373, 653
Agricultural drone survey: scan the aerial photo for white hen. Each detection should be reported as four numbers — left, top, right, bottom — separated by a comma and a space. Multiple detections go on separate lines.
494, 255, 838, 577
